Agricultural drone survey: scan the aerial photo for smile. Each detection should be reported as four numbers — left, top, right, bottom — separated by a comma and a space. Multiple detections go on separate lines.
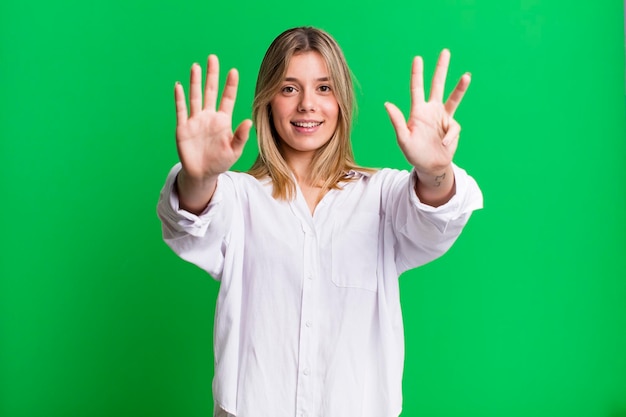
291, 121, 323, 128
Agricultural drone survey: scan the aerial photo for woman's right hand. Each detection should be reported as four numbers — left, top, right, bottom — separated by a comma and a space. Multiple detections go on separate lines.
174, 55, 252, 213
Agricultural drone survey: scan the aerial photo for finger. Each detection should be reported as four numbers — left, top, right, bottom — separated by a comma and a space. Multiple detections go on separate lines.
174, 81, 188, 126
442, 118, 461, 148
219, 68, 240, 115
445, 73, 471, 117
204, 54, 219, 110
384, 102, 410, 141
232, 119, 253, 154
189, 63, 202, 116
429, 49, 450, 102
409, 56, 425, 118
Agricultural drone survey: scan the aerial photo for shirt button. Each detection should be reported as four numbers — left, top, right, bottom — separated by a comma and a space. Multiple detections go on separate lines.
307, 274, 313, 280
303, 368, 310, 376
306, 321, 312, 328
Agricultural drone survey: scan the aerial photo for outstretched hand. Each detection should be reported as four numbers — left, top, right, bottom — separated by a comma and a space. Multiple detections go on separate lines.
175, 55, 252, 181
385, 49, 470, 176
173, 55, 252, 213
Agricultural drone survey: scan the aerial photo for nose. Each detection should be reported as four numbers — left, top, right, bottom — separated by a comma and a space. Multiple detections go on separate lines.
298, 89, 316, 112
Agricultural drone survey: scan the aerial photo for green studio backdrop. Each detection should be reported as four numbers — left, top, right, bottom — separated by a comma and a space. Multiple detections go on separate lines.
1, 0, 625, 416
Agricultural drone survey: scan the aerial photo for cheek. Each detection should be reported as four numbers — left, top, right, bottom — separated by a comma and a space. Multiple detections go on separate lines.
269, 105, 282, 129
270, 101, 290, 125
323, 98, 340, 122
326, 103, 340, 126
270, 107, 290, 141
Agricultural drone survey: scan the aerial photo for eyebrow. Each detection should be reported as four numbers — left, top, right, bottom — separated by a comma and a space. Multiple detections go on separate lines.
284, 76, 330, 82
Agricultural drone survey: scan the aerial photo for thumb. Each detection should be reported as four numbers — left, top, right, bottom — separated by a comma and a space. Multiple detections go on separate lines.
384, 102, 409, 142
232, 119, 253, 154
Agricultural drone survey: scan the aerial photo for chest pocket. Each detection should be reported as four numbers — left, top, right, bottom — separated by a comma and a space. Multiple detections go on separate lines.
330, 212, 380, 292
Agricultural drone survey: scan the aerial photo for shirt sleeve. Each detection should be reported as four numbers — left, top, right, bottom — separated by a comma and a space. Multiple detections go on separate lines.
388, 163, 483, 274
156, 163, 235, 280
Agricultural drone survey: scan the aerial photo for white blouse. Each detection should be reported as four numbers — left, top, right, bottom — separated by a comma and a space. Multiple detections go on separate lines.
157, 163, 482, 417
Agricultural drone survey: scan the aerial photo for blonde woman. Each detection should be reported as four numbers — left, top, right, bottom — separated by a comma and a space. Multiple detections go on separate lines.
158, 27, 482, 417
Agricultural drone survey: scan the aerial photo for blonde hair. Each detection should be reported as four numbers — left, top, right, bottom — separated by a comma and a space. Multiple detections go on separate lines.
248, 26, 374, 200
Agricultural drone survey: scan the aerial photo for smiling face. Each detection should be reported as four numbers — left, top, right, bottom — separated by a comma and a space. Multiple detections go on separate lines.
270, 51, 339, 164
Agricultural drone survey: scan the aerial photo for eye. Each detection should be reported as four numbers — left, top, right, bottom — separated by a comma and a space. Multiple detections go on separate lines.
281, 85, 297, 94
318, 85, 332, 93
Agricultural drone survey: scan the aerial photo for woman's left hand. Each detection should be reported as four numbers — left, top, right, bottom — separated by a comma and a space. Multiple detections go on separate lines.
385, 49, 470, 176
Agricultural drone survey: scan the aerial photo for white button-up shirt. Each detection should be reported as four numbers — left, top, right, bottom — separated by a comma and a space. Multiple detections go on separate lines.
157, 163, 483, 417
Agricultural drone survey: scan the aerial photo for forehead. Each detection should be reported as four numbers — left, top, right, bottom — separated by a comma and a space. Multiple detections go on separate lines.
284, 51, 330, 78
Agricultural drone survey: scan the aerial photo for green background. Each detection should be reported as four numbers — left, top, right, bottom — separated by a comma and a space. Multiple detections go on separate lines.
1, 0, 625, 416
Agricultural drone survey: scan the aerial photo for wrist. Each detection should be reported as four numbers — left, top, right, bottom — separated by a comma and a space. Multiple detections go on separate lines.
413, 162, 452, 179
176, 169, 219, 214
413, 165, 455, 207
178, 169, 219, 189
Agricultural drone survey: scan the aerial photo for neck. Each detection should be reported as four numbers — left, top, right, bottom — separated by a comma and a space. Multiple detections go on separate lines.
284, 153, 315, 186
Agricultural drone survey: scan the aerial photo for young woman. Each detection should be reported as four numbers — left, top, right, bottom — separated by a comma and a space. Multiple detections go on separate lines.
158, 26, 482, 417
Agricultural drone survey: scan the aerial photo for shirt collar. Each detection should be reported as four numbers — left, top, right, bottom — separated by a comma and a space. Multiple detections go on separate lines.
343, 169, 371, 179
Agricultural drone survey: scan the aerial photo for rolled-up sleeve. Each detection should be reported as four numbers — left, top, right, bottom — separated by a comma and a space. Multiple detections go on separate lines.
389, 163, 483, 274
156, 163, 235, 279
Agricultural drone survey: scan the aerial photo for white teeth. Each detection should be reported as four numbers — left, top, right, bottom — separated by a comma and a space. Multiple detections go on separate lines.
293, 122, 322, 128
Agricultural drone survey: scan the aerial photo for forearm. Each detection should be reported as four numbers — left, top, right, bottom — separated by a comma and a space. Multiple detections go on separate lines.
414, 164, 455, 207
176, 169, 219, 214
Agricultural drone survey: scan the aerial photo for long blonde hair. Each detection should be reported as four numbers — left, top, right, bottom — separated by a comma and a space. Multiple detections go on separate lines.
248, 26, 373, 200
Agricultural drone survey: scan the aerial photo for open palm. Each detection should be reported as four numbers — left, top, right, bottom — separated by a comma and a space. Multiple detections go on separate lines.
175, 55, 252, 181
385, 49, 470, 175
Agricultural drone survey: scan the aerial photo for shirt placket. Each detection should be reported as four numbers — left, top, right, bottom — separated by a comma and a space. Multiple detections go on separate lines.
295, 220, 318, 417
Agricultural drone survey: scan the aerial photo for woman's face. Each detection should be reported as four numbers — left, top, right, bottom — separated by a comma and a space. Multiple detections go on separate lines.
270, 51, 339, 162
